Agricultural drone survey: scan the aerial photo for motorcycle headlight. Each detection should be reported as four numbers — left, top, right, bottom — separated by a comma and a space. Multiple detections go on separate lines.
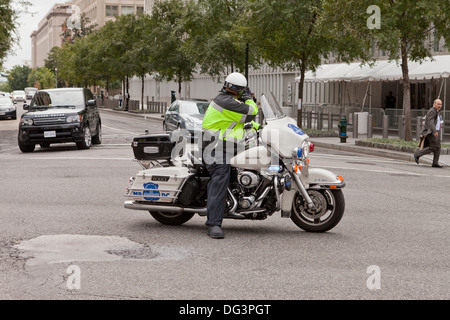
302, 140, 309, 158
293, 141, 312, 160
293, 146, 303, 159
66, 115, 80, 123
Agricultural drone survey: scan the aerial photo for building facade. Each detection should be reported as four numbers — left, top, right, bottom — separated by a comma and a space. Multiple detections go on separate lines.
31, 0, 144, 68
71, 0, 144, 27
30, 3, 73, 68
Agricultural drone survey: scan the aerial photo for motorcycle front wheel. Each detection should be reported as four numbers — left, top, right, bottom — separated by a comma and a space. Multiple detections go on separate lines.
149, 211, 194, 225
291, 189, 345, 232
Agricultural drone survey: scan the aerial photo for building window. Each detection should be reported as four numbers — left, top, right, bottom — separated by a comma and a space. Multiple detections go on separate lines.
106, 5, 119, 16
137, 6, 144, 15
121, 6, 134, 15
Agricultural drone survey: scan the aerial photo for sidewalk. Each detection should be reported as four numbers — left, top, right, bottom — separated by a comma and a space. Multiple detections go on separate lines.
310, 135, 450, 167
100, 108, 449, 168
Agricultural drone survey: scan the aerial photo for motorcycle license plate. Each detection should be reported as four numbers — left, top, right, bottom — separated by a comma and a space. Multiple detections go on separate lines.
44, 131, 56, 138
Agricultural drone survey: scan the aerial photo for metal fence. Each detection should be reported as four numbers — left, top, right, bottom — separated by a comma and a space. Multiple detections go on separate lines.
96, 97, 167, 114
296, 104, 449, 141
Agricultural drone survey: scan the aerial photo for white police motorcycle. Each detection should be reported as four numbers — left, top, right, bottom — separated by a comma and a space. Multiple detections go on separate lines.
124, 92, 345, 232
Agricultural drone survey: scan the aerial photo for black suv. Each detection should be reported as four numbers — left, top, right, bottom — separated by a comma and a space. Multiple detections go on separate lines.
18, 88, 102, 152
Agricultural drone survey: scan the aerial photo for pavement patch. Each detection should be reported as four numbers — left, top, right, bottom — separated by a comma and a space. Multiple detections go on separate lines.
15, 234, 189, 266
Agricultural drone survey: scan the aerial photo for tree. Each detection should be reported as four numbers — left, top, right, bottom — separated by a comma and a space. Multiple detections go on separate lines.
323, 0, 450, 141
45, 46, 66, 87
242, 0, 365, 127
120, 14, 155, 109
0, 1, 30, 70
28, 67, 55, 89
7, 64, 32, 90
183, 0, 259, 81
150, 0, 196, 95
61, 12, 97, 44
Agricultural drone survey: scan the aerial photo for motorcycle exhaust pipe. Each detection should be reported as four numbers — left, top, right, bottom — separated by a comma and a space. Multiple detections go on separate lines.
124, 200, 207, 215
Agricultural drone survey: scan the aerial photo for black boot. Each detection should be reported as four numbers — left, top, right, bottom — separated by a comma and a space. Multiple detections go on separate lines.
207, 226, 224, 239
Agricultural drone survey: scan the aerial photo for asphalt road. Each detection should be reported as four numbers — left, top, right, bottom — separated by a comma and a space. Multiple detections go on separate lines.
0, 104, 448, 301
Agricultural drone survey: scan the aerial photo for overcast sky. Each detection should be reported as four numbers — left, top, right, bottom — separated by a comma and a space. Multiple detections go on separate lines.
3, 0, 61, 71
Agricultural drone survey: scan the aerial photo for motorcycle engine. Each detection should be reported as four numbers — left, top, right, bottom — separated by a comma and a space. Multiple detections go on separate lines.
234, 170, 261, 210
237, 171, 260, 189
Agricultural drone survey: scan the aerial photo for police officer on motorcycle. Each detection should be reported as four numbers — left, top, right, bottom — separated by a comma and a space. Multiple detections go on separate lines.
201, 72, 259, 239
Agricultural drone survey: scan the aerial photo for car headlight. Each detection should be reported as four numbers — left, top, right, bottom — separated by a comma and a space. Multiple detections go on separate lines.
184, 118, 195, 129
23, 118, 34, 126
66, 115, 81, 123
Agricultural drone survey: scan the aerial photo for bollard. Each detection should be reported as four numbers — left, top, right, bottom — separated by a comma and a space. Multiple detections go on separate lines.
317, 112, 323, 130
367, 114, 373, 138
383, 115, 389, 138
337, 116, 348, 143
353, 113, 358, 139
307, 111, 312, 129
416, 116, 422, 141
398, 115, 405, 139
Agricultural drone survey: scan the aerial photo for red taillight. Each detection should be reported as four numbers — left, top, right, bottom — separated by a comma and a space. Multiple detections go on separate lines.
309, 142, 315, 152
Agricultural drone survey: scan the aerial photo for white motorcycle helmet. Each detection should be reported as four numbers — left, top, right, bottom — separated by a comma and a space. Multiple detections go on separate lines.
223, 72, 247, 95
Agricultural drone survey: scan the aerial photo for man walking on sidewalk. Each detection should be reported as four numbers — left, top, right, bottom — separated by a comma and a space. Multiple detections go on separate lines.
414, 99, 443, 168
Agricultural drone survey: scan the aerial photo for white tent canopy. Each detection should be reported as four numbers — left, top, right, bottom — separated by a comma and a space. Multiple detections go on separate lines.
297, 55, 450, 83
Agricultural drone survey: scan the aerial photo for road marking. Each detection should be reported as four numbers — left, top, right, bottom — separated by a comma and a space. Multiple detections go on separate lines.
29, 157, 133, 161
318, 165, 450, 179
102, 125, 144, 136
311, 153, 402, 164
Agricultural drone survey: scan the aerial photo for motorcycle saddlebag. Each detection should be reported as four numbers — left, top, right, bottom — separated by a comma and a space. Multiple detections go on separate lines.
132, 133, 175, 160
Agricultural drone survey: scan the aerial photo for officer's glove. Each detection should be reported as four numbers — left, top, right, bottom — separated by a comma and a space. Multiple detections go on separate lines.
239, 87, 254, 102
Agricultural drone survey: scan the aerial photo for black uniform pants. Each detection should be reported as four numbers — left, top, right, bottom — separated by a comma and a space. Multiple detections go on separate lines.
204, 152, 231, 227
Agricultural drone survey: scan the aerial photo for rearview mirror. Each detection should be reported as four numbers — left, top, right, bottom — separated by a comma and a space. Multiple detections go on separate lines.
23, 104, 29, 110
87, 99, 96, 107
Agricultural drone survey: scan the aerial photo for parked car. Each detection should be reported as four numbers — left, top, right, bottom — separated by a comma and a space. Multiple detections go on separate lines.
0, 96, 16, 120
18, 88, 102, 152
0, 91, 12, 99
162, 99, 209, 139
11, 90, 26, 103
24, 87, 38, 100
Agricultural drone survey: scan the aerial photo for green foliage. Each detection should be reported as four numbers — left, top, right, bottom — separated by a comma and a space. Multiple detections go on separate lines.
0, 1, 31, 70
28, 67, 55, 89
150, 0, 196, 93
362, 138, 450, 149
184, 0, 258, 80
0, 81, 12, 93
6, 64, 32, 90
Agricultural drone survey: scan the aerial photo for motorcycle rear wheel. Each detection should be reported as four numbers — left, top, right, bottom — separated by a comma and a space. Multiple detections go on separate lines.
149, 211, 194, 225
291, 189, 345, 232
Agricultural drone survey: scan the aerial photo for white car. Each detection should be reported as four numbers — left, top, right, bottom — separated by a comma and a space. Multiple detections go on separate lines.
0, 96, 16, 119
0, 91, 12, 99
11, 90, 26, 103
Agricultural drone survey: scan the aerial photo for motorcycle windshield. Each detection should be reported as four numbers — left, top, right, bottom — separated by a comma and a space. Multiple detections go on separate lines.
260, 92, 285, 121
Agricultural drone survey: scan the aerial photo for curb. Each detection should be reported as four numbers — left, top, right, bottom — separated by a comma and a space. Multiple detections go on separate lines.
355, 140, 450, 155
311, 140, 433, 165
